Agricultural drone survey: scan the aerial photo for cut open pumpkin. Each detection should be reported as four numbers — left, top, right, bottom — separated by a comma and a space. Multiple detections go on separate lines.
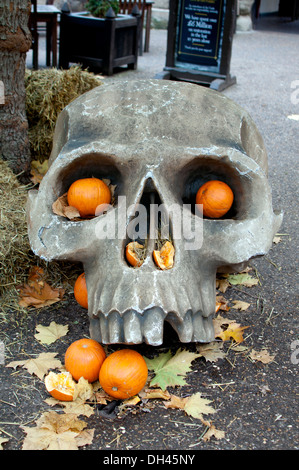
45, 371, 76, 402
153, 240, 174, 270
125, 241, 145, 267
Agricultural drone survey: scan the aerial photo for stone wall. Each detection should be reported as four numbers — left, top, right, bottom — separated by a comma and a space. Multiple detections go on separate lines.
151, 0, 257, 31
236, 0, 255, 31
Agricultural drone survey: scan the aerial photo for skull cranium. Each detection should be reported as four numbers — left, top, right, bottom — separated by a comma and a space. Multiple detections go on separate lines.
27, 80, 282, 345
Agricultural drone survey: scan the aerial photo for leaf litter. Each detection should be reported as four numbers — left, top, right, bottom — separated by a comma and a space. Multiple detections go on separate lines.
2, 263, 278, 449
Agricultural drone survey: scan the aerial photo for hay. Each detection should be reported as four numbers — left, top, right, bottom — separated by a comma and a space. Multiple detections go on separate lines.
0, 159, 30, 296
0, 159, 82, 302
1, 66, 102, 310
0, 159, 79, 309
25, 65, 102, 162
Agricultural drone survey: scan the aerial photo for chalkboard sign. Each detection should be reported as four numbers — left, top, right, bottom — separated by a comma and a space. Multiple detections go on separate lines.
157, 0, 236, 91
177, 0, 224, 67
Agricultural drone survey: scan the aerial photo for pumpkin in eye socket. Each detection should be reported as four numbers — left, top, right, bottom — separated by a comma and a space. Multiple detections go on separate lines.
196, 180, 234, 219
67, 177, 111, 218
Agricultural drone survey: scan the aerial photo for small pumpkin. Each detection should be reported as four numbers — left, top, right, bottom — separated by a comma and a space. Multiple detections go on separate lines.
196, 180, 234, 218
45, 371, 76, 402
74, 272, 88, 309
67, 177, 111, 218
65, 338, 106, 383
125, 241, 145, 267
153, 240, 174, 270
99, 349, 148, 399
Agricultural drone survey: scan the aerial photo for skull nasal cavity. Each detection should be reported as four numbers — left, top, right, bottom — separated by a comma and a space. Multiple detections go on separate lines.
124, 179, 174, 267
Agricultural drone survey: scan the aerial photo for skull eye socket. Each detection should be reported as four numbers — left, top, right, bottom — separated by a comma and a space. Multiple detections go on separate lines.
181, 156, 248, 220
51, 153, 122, 217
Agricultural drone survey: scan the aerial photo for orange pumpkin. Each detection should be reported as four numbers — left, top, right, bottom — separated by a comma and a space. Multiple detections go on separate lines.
45, 371, 76, 402
65, 338, 106, 383
99, 349, 148, 399
153, 240, 174, 270
125, 241, 145, 267
67, 177, 111, 218
74, 273, 88, 309
196, 180, 234, 218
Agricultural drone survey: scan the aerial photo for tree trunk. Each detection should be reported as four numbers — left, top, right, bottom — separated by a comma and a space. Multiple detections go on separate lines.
0, 0, 32, 178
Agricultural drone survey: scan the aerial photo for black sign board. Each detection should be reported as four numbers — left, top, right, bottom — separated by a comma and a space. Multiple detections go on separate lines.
157, 0, 236, 91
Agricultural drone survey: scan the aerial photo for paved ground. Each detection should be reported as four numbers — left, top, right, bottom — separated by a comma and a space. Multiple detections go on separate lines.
2, 14, 297, 452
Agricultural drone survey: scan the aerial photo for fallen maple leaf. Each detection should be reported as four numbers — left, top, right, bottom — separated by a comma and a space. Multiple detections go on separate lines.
212, 315, 236, 338
216, 278, 231, 293
6, 352, 62, 380
46, 399, 95, 418
226, 273, 259, 287
35, 321, 69, 345
144, 349, 201, 391
216, 295, 230, 311
196, 342, 226, 363
164, 394, 188, 410
216, 323, 250, 343
203, 424, 225, 442
250, 348, 275, 364
139, 388, 171, 400
164, 392, 216, 421
0, 436, 9, 450
17, 266, 65, 309
231, 300, 250, 311
21, 411, 94, 450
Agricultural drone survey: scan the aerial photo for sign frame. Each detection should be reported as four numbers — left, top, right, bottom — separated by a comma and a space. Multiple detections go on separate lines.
158, 0, 237, 90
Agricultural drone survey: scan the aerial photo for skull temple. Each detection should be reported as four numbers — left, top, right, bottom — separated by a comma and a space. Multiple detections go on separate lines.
27, 80, 282, 345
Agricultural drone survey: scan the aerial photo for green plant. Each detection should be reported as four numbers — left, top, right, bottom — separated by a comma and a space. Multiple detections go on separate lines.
85, 0, 119, 18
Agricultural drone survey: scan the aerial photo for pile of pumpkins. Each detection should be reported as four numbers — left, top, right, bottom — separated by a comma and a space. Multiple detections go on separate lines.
45, 338, 148, 402
46, 177, 234, 402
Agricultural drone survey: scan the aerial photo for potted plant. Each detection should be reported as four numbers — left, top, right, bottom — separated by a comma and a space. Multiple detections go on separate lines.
85, 0, 120, 17
59, 0, 141, 76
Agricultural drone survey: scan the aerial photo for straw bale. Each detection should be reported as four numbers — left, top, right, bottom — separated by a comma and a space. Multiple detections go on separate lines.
25, 65, 102, 162
0, 159, 80, 308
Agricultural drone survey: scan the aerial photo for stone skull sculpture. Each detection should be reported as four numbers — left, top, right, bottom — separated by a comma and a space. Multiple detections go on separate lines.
27, 80, 282, 345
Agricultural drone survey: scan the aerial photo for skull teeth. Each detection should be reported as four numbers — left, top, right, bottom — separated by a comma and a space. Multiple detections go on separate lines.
89, 308, 215, 345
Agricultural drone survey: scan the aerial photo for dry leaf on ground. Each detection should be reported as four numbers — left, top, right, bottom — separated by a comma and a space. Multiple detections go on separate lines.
144, 349, 201, 391
6, 352, 62, 380
35, 321, 69, 345
21, 411, 94, 450
212, 315, 236, 338
216, 323, 249, 343
196, 342, 226, 363
216, 278, 231, 293
164, 392, 216, 421
250, 349, 276, 364
216, 295, 230, 311
203, 424, 225, 442
226, 273, 259, 287
17, 266, 65, 308
231, 300, 250, 311
0, 436, 9, 450
139, 388, 171, 400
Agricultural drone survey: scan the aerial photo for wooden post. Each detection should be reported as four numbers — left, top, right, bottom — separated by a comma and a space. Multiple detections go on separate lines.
103, 7, 116, 76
